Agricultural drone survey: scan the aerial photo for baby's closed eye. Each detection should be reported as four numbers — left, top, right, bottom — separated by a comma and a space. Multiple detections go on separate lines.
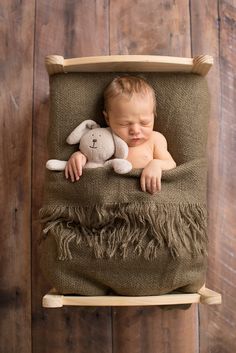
140, 120, 152, 126
119, 123, 129, 127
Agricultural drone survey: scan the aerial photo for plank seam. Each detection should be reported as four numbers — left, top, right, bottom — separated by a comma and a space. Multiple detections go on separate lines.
111, 307, 114, 353
108, 0, 111, 55
197, 304, 200, 353
31, 0, 37, 352
189, 0, 193, 57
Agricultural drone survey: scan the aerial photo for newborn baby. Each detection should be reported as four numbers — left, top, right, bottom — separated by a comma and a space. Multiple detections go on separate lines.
65, 75, 176, 194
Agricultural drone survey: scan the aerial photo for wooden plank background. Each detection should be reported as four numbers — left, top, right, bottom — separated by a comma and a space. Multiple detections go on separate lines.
0, 0, 235, 352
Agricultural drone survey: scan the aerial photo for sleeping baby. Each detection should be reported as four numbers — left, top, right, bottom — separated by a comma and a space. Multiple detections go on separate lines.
65, 75, 176, 194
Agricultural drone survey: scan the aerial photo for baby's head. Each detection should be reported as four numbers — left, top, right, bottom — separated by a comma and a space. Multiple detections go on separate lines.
103, 75, 157, 147
103, 75, 156, 117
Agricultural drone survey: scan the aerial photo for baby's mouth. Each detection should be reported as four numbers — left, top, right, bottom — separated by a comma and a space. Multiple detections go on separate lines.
129, 137, 143, 146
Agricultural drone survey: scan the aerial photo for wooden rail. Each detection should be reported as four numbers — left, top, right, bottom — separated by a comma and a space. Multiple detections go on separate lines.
45, 54, 213, 76
43, 286, 222, 308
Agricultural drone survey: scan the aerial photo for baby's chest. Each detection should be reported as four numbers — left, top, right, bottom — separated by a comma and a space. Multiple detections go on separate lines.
128, 145, 153, 168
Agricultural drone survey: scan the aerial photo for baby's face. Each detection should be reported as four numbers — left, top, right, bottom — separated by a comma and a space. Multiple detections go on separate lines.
104, 92, 155, 147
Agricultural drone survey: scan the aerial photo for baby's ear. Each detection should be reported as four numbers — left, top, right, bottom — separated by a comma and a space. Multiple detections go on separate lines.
103, 110, 109, 125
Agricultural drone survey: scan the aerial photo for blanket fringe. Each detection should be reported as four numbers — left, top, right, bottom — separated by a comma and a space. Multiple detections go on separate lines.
39, 203, 207, 260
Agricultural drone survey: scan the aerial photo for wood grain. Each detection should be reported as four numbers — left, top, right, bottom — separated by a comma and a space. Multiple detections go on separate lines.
31, 1, 111, 353
0, 1, 34, 352
110, 0, 191, 56
209, 1, 236, 352
112, 306, 198, 353
191, 0, 236, 352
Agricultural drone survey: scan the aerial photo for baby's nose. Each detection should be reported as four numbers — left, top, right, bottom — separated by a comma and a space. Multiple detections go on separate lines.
93, 139, 97, 143
130, 124, 140, 134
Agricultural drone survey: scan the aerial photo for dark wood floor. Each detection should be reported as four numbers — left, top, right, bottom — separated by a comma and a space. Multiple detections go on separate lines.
1, 1, 235, 352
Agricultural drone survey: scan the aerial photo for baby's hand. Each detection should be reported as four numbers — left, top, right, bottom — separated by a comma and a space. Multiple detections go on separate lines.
65, 151, 87, 182
140, 160, 162, 194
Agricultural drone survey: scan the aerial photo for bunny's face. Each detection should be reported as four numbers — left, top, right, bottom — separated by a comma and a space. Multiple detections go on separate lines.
79, 128, 115, 163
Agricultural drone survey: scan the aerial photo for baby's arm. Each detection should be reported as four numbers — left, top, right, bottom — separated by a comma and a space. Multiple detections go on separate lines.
141, 132, 176, 194
65, 151, 87, 182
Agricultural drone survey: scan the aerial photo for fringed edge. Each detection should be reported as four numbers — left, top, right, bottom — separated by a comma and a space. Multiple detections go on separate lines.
39, 203, 208, 261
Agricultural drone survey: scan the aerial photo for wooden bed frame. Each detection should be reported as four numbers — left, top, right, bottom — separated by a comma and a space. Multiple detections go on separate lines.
43, 285, 221, 308
45, 54, 213, 76
42, 53, 221, 309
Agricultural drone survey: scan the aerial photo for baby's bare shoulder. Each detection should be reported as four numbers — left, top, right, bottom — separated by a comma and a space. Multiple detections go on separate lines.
151, 131, 167, 147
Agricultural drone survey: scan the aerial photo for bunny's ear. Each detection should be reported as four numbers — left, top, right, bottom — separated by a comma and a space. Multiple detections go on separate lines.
66, 120, 100, 144
111, 130, 129, 159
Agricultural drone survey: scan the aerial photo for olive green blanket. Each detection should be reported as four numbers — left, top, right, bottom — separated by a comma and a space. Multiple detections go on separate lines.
39, 72, 209, 296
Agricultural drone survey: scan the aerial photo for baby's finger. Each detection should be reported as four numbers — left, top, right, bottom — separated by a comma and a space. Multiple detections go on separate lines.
71, 159, 80, 180
157, 178, 161, 191
65, 164, 69, 179
150, 178, 157, 194
75, 159, 82, 178
140, 174, 146, 192
68, 164, 75, 182
145, 177, 152, 194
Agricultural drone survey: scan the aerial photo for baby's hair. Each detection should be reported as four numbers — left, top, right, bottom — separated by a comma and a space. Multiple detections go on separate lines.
103, 75, 157, 117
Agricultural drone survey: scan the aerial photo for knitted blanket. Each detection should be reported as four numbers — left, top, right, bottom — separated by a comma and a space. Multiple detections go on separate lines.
39, 72, 209, 295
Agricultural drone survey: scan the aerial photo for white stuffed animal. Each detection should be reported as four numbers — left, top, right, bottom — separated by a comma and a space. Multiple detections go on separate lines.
46, 119, 132, 174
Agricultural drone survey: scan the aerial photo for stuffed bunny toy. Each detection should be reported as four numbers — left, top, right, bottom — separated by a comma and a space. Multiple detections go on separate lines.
46, 119, 132, 174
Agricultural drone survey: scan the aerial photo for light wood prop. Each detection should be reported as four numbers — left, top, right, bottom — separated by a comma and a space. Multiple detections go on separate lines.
45, 54, 213, 76
42, 286, 222, 308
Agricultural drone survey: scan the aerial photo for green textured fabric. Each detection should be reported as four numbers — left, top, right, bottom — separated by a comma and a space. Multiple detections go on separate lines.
39, 71, 209, 295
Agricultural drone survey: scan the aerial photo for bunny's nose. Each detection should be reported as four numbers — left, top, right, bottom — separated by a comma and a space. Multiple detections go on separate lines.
93, 139, 97, 143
